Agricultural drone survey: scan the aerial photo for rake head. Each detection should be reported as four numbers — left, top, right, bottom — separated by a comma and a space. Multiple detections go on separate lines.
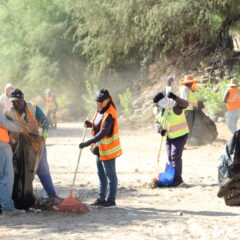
53, 190, 89, 214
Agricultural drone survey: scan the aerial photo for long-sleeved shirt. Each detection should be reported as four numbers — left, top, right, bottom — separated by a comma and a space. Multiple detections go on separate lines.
87, 103, 114, 145
0, 112, 22, 133
5, 102, 50, 131
0, 93, 13, 114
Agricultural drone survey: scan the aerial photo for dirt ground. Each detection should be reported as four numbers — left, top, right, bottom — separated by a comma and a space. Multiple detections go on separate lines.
0, 122, 240, 240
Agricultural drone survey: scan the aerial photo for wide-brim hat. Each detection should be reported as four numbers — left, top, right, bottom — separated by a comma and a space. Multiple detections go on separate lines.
180, 75, 197, 85
229, 79, 238, 86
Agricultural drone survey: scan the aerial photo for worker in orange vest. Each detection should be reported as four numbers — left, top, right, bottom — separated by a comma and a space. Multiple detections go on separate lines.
79, 89, 122, 208
0, 110, 29, 213
45, 88, 58, 129
223, 79, 240, 134
6, 89, 61, 204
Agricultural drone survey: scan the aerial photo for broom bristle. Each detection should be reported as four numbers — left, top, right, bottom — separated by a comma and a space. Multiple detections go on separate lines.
53, 191, 89, 214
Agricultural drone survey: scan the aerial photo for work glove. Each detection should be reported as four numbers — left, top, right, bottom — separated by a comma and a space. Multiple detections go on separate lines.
79, 141, 90, 149
84, 120, 93, 128
153, 92, 165, 103
167, 92, 177, 100
42, 130, 49, 140
160, 129, 167, 136
157, 125, 167, 136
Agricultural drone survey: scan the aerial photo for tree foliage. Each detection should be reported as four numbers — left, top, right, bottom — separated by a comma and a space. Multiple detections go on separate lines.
0, 0, 239, 105
68, 0, 240, 72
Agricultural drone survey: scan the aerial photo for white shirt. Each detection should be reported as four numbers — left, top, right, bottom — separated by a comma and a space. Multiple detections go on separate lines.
179, 86, 189, 101
0, 93, 13, 114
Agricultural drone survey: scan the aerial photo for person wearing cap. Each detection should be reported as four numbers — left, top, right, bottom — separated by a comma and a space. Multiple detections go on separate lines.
223, 79, 240, 134
0, 83, 14, 114
79, 88, 122, 207
45, 88, 58, 129
5, 88, 61, 203
153, 91, 189, 187
0, 108, 29, 213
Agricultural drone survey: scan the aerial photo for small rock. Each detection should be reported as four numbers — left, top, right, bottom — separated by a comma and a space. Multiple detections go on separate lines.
177, 211, 183, 216
34, 209, 42, 213
218, 117, 225, 123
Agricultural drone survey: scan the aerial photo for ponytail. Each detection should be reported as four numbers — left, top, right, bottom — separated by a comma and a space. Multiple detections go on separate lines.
109, 95, 116, 109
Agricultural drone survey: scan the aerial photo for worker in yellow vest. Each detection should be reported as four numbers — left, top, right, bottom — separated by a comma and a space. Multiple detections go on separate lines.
152, 91, 189, 187
79, 89, 122, 207
45, 88, 58, 129
0, 110, 29, 213
179, 75, 198, 144
223, 79, 240, 134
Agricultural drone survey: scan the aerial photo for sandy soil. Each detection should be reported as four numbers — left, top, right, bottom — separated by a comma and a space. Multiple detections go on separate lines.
0, 122, 239, 240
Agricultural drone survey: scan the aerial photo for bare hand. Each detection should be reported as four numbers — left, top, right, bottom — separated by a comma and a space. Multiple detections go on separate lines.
22, 126, 30, 135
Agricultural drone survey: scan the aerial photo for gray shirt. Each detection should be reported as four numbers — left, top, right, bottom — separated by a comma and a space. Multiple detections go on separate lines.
0, 111, 22, 133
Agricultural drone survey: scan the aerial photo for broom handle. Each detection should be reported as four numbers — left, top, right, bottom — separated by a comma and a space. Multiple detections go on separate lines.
155, 103, 171, 173
155, 81, 175, 173
71, 125, 87, 189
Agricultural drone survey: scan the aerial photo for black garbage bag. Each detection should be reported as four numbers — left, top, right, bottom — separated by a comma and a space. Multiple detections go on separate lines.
12, 133, 44, 209
185, 109, 218, 146
217, 130, 240, 206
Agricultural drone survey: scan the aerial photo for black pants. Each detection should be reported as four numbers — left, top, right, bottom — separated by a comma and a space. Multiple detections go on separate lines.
166, 134, 188, 182
47, 110, 57, 128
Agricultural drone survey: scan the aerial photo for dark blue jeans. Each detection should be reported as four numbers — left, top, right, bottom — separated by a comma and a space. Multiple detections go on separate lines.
166, 134, 188, 182
96, 157, 118, 202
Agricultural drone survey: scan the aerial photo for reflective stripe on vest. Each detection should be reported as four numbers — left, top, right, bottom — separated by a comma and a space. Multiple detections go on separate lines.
156, 109, 189, 139
8, 103, 37, 125
0, 127, 10, 142
186, 91, 198, 110
46, 94, 57, 111
166, 121, 188, 135
226, 87, 240, 111
92, 104, 122, 161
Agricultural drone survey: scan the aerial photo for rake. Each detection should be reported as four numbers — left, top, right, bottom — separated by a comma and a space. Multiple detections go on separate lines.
53, 126, 89, 214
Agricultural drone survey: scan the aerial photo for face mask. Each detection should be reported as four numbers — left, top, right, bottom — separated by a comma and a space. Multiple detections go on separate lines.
157, 96, 174, 109
13, 100, 25, 111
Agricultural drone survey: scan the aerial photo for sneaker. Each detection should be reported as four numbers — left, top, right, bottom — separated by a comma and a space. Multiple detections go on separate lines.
49, 195, 64, 205
91, 199, 107, 206
102, 200, 116, 208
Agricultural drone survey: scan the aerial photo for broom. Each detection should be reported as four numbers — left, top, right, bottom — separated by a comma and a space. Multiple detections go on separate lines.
155, 102, 171, 175
155, 81, 176, 175
53, 126, 89, 214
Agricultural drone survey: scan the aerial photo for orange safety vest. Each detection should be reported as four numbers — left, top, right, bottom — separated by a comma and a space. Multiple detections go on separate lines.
92, 104, 122, 161
226, 87, 240, 111
46, 94, 57, 111
0, 127, 10, 142
7, 103, 38, 126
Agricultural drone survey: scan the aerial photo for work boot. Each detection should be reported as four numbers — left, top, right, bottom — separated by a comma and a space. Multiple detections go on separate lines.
102, 200, 116, 208
91, 198, 106, 206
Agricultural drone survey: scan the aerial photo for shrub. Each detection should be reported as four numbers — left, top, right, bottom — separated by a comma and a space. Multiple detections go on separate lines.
118, 87, 133, 116
82, 80, 99, 118
196, 80, 228, 116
